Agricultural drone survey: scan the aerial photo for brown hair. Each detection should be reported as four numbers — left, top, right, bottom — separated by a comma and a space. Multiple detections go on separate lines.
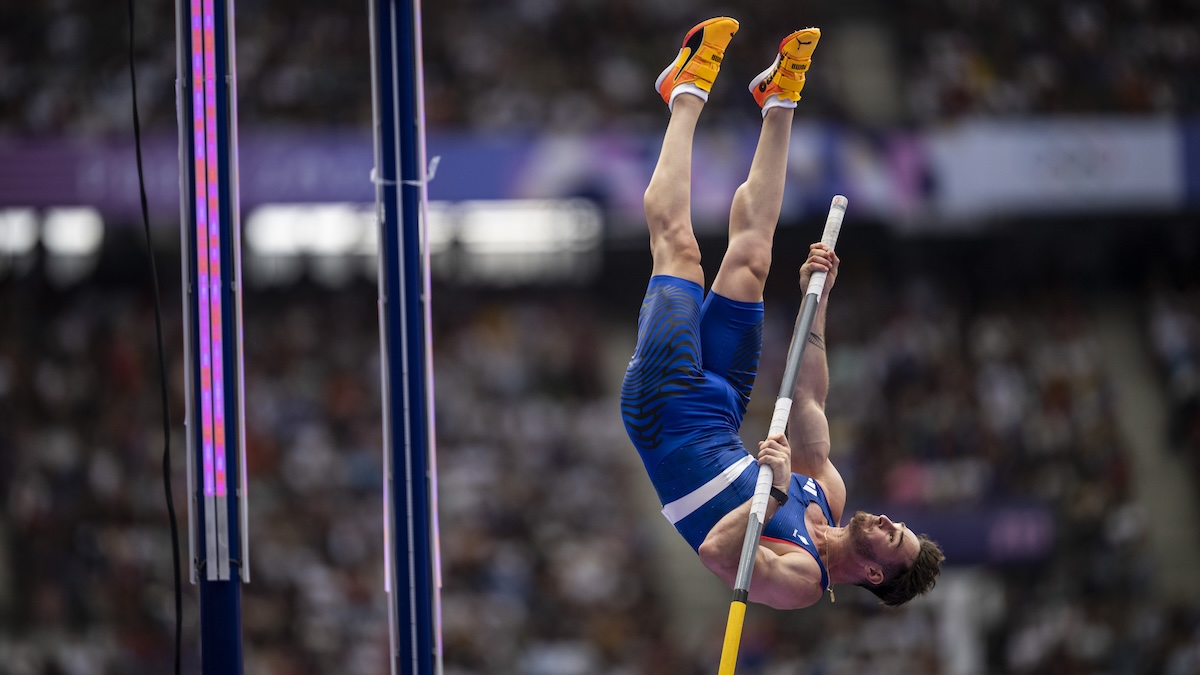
860, 535, 945, 607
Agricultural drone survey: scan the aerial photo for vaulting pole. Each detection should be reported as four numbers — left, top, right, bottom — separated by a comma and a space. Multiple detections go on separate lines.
717, 195, 847, 675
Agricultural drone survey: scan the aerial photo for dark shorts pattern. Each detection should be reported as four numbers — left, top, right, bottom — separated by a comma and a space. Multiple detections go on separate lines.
620, 275, 766, 547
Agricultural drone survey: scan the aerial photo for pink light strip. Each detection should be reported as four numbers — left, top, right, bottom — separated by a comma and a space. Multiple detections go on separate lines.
191, 0, 216, 500
203, 0, 228, 498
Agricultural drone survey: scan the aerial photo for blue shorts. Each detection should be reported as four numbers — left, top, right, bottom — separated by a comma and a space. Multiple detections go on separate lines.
619, 275, 765, 549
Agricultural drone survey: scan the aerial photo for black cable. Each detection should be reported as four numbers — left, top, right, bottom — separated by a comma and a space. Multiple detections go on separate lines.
127, 2, 184, 674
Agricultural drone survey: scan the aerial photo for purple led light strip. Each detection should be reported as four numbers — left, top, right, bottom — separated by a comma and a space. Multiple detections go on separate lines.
191, 0, 215, 500
203, 0, 228, 499
191, 0, 228, 500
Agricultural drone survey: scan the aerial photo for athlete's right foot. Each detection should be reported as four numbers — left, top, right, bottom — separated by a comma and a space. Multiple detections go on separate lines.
654, 17, 739, 111
750, 27, 821, 116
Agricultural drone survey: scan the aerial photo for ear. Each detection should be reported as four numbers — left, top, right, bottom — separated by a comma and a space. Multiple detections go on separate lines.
865, 563, 884, 586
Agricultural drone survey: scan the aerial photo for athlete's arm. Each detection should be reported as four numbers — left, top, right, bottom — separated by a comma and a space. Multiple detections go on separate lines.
697, 435, 824, 609
787, 244, 845, 516
702, 535, 824, 609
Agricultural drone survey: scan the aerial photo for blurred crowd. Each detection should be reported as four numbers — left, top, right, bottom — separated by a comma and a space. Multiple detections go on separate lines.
735, 270, 1200, 673
1150, 288, 1200, 503
897, 0, 1200, 121
0, 281, 390, 675
2, 0, 1198, 137
429, 289, 688, 674
814, 278, 1131, 514
0, 277, 684, 675
2, 259, 1200, 673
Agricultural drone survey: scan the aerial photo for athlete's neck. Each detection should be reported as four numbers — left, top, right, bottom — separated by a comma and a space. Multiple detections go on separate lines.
819, 525, 854, 586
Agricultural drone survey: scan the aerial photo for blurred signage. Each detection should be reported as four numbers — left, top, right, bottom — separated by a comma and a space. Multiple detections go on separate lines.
1185, 123, 1200, 208
854, 502, 1056, 566
927, 119, 1184, 219
0, 119, 1194, 232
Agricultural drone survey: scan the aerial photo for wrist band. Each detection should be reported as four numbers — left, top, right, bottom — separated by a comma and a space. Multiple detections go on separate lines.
770, 486, 788, 507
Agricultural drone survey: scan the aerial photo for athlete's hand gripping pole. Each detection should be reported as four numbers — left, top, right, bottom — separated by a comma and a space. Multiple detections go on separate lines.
717, 195, 847, 675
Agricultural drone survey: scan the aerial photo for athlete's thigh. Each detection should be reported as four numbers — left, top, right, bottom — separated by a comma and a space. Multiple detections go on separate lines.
698, 290, 764, 414
621, 275, 707, 453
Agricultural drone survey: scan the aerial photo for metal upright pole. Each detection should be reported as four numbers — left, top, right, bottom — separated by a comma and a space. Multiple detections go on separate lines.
178, 0, 248, 672
368, 0, 439, 673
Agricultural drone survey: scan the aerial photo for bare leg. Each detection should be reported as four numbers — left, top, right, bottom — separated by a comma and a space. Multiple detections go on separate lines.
644, 95, 705, 286
710, 106, 795, 302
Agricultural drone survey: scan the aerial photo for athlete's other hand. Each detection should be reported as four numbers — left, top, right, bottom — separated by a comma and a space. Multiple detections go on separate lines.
758, 433, 792, 491
799, 242, 838, 297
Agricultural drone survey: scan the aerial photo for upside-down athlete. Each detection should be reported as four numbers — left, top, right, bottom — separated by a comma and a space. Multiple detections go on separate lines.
620, 17, 944, 609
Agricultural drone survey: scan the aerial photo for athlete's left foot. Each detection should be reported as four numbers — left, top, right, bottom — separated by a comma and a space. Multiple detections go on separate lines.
749, 27, 821, 117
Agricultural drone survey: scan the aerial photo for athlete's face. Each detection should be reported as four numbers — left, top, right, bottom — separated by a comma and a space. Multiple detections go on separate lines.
848, 511, 920, 570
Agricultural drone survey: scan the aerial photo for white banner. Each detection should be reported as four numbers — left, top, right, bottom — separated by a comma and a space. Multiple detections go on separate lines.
927, 119, 1184, 220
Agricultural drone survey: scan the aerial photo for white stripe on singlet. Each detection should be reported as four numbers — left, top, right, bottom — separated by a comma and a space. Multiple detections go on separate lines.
661, 454, 756, 525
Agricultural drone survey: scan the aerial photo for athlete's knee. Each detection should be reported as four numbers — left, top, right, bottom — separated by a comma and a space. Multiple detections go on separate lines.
730, 182, 779, 232
724, 230, 773, 284
650, 222, 702, 269
645, 187, 699, 261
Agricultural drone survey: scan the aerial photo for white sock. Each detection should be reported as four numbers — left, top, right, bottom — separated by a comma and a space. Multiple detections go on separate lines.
760, 93, 797, 118
669, 83, 708, 111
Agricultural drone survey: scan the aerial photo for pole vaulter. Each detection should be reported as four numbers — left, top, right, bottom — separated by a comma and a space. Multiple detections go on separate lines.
618, 17, 945, 674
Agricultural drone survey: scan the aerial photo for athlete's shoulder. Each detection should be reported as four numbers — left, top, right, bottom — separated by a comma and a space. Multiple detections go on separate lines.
812, 461, 846, 524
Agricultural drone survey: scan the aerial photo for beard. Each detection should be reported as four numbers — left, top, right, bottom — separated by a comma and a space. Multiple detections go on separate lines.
848, 511, 875, 560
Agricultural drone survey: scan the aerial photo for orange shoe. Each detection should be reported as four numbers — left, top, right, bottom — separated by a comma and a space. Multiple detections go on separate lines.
654, 17, 739, 110
749, 28, 821, 115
